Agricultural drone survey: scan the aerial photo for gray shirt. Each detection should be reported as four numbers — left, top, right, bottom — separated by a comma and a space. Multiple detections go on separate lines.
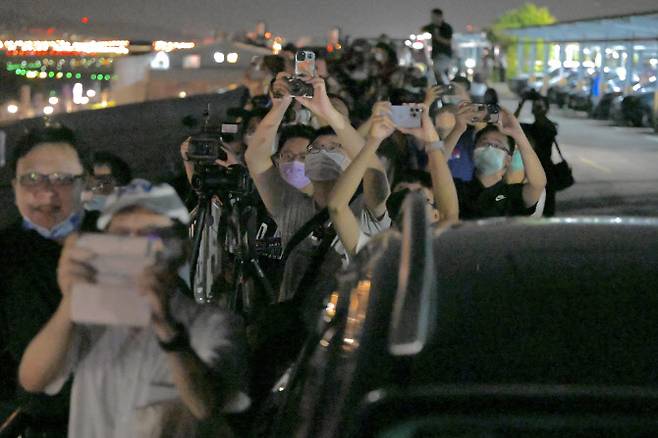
259, 168, 390, 301
45, 292, 249, 438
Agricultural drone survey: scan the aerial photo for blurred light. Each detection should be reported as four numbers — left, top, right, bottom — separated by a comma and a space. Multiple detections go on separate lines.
404, 40, 412, 47
7, 104, 18, 114
650, 58, 658, 67
153, 41, 195, 52
649, 76, 657, 83
582, 61, 595, 68
73, 82, 83, 103
0, 39, 130, 55
412, 41, 424, 50
39, 71, 47, 79
91, 74, 97, 80
26, 70, 38, 78
227, 52, 239, 63
272, 42, 282, 53
422, 32, 432, 40
48, 96, 59, 105
467, 68, 474, 75
43, 106, 54, 115
632, 83, 642, 91
150, 51, 170, 70
86, 89, 96, 97
104, 74, 110, 80
616, 67, 627, 81
213, 51, 225, 63
81, 16, 89, 24
57, 72, 64, 79
75, 73, 82, 79
409, 34, 416, 40
563, 60, 580, 68
464, 58, 476, 69
79, 96, 89, 104
65, 72, 72, 79
178, 91, 187, 98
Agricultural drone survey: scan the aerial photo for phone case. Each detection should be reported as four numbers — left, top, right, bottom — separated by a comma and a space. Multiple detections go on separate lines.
295, 52, 316, 78
390, 106, 422, 129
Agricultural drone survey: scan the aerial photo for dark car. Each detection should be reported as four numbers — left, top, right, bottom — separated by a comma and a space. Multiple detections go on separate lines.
621, 86, 656, 127
264, 194, 658, 437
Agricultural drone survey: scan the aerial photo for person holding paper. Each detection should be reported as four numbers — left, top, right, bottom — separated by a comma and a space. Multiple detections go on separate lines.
18, 181, 249, 438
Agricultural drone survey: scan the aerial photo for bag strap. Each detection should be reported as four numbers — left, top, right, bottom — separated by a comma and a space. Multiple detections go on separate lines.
553, 139, 566, 161
281, 188, 362, 264
281, 207, 330, 264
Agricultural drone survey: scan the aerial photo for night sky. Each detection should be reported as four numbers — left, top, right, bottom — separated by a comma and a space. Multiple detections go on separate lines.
1, 0, 657, 41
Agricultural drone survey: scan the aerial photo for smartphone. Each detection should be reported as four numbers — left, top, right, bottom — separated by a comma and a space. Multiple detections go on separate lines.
390, 105, 422, 129
473, 104, 501, 123
295, 51, 316, 78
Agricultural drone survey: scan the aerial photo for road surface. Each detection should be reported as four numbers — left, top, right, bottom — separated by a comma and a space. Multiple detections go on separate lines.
509, 102, 658, 217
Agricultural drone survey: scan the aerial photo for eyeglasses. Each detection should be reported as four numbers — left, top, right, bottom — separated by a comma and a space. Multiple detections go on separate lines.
277, 150, 307, 163
478, 142, 512, 156
18, 172, 84, 188
306, 141, 342, 154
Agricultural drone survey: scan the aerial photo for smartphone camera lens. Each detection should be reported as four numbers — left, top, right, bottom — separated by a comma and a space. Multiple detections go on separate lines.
296, 52, 306, 61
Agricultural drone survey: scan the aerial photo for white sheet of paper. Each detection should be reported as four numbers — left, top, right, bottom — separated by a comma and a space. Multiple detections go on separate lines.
71, 234, 157, 327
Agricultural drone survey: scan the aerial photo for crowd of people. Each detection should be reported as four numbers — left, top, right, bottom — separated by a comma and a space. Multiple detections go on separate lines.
0, 9, 564, 437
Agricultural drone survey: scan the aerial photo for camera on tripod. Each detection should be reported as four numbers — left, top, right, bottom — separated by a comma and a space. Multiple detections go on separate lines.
188, 106, 252, 197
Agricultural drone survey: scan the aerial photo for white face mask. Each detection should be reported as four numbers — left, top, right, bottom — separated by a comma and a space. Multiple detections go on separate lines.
304, 150, 351, 181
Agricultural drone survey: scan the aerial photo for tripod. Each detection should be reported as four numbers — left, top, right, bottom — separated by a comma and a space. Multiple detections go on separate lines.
189, 165, 275, 317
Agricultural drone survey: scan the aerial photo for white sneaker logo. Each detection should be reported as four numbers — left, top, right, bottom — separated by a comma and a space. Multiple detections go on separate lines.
495, 195, 506, 202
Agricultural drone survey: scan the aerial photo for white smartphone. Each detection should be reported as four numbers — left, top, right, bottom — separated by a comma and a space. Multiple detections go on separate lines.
295, 51, 316, 78
390, 105, 422, 129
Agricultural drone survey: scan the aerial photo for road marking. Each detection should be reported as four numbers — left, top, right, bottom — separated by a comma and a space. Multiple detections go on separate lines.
578, 156, 612, 173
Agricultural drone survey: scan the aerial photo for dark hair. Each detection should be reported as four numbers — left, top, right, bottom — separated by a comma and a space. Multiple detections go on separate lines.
394, 170, 433, 190
10, 125, 88, 177
374, 42, 398, 66
312, 126, 337, 139
92, 151, 133, 185
483, 88, 499, 105
474, 124, 515, 154
452, 75, 471, 92
276, 124, 316, 155
263, 55, 286, 76
432, 8, 443, 15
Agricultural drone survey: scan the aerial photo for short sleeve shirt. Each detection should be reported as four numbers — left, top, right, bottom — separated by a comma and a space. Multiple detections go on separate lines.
455, 178, 538, 220
45, 292, 249, 438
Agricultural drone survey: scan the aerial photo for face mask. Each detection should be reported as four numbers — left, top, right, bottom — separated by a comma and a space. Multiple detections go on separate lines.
305, 150, 350, 182
510, 149, 524, 172
22, 210, 84, 241
84, 194, 109, 211
473, 146, 507, 176
279, 161, 311, 189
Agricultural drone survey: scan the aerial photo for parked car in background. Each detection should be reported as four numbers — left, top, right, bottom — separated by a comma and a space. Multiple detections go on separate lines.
621, 85, 656, 127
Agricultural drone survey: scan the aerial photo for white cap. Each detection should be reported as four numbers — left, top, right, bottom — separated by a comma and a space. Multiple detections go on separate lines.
97, 179, 190, 230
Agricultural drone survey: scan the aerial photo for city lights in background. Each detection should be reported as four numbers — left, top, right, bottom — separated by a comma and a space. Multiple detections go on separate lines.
86, 89, 96, 98
213, 52, 225, 63
0, 40, 130, 55
178, 91, 187, 98
153, 41, 196, 52
43, 106, 54, 115
7, 104, 18, 114
48, 96, 59, 105
227, 52, 239, 64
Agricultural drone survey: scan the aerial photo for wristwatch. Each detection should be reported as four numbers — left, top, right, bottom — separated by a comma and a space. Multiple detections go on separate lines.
157, 322, 191, 352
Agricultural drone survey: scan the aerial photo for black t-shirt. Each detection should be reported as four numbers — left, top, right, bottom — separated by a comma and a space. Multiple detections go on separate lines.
0, 212, 98, 427
422, 22, 453, 57
455, 178, 537, 220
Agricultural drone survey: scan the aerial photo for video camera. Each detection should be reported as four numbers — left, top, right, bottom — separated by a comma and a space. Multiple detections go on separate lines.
188, 105, 252, 197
